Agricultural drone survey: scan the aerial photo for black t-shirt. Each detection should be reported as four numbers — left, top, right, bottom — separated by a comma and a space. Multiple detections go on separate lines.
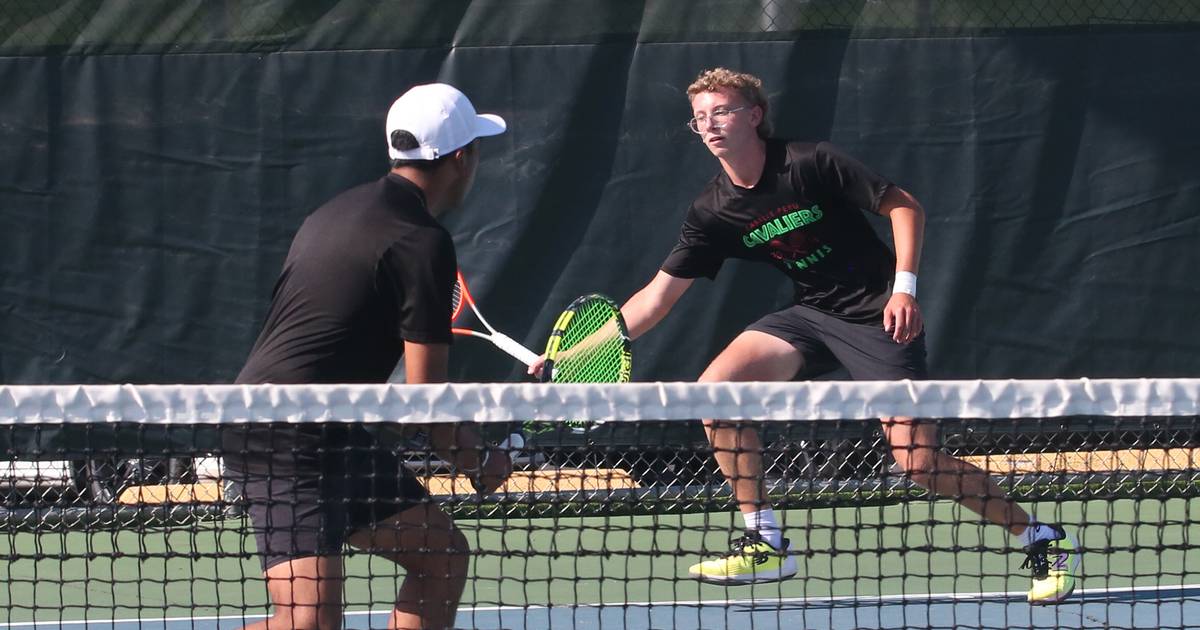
662, 140, 896, 323
237, 173, 456, 385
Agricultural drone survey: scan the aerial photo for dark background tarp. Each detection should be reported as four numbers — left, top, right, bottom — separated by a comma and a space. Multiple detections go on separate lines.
2, 1, 1198, 385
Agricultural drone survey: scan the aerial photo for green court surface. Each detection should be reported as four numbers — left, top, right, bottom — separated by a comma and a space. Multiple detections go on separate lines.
2, 497, 1198, 628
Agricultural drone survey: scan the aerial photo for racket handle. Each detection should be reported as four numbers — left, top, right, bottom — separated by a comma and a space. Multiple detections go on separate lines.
492, 332, 540, 366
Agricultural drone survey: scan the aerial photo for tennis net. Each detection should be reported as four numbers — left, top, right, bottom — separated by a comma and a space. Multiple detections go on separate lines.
1, 379, 1198, 629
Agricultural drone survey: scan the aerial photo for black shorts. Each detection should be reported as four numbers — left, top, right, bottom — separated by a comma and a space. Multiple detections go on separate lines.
223, 424, 431, 571
746, 305, 927, 380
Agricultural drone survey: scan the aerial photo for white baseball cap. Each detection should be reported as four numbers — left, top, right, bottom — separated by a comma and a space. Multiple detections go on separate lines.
386, 83, 506, 161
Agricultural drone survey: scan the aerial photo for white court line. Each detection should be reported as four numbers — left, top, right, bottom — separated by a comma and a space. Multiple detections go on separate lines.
4, 583, 1200, 628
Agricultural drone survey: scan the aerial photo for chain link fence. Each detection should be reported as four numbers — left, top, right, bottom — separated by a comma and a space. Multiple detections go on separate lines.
3, 0, 1198, 55
3, 414, 1198, 527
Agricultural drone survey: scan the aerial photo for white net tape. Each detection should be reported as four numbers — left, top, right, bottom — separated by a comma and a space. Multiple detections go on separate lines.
1, 378, 1197, 424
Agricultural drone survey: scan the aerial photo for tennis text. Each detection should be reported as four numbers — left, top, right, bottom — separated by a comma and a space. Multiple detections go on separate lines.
782, 244, 834, 271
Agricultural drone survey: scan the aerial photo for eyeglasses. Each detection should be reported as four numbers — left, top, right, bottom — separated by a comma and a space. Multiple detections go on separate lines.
686, 106, 748, 134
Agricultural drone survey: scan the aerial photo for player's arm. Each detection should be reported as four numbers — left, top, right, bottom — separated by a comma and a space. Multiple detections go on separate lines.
878, 185, 925, 344
620, 270, 693, 341
406, 340, 510, 492
403, 340, 450, 384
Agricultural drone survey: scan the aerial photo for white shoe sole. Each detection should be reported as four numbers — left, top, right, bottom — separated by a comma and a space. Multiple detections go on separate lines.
1029, 583, 1077, 606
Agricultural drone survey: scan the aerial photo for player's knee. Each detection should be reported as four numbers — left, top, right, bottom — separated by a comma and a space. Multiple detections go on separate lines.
702, 419, 757, 452
698, 367, 728, 383
407, 526, 470, 582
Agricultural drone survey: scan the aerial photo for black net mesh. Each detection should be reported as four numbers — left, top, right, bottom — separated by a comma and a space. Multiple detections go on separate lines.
2, 395, 1199, 627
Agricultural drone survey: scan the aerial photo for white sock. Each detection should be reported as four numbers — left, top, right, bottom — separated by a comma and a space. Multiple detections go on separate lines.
1017, 517, 1061, 547
743, 508, 783, 548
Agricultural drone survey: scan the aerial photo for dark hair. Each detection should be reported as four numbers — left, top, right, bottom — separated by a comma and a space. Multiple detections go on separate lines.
389, 129, 450, 171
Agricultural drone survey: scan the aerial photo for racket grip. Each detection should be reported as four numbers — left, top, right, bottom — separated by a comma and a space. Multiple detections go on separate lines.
492, 332, 540, 366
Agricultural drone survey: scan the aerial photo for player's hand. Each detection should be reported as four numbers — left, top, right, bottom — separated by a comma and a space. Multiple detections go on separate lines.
471, 446, 513, 494
882, 293, 923, 344
527, 354, 547, 379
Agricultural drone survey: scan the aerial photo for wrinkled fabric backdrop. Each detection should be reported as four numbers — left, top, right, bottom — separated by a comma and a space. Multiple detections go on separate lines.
1, 1, 1197, 385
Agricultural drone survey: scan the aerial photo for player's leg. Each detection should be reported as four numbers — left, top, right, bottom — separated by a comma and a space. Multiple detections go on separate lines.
700, 331, 802, 516
823, 313, 1079, 604
231, 472, 349, 630
342, 426, 467, 629
687, 329, 804, 584
225, 425, 351, 629
881, 415, 1079, 602
880, 416, 1026, 529
249, 556, 345, 630
346, 503, 469, 630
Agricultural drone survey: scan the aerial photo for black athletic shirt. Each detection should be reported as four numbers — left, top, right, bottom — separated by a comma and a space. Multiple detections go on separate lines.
237, 173, 456, 385
662, 140, 897, 323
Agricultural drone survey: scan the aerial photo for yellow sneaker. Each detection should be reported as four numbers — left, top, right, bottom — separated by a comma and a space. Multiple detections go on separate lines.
1022, 525, 1080, 604
688, 531, 798, 585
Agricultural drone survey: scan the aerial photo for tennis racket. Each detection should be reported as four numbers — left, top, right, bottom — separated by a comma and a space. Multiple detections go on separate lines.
452, 270, 540, 366
541, 293, 632, 384
537, 294, 632, 435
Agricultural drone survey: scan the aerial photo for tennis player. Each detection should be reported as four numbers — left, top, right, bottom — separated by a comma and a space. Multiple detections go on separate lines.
224, 83, 512, 629
610, 68, 1077, 602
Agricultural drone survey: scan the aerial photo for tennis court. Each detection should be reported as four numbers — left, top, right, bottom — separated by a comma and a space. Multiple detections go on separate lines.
2, 1, 1198, 629
3, 500, 1199, 629
2, 380, 1199, 630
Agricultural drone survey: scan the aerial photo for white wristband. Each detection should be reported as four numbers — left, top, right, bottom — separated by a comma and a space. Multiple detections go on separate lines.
893, 271, 917, 297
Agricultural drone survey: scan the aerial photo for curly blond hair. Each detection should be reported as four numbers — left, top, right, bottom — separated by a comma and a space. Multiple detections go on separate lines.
686, 67, 771, 139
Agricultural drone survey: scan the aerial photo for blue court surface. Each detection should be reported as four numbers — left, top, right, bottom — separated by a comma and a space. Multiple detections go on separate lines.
3, 585, 1199, 630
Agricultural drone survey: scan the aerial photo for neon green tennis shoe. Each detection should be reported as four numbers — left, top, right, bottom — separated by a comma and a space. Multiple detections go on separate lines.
1022, 524, 1080, 605
688, 531, 798, 585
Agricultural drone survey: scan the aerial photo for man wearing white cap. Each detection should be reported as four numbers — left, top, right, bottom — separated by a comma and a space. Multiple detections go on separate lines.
225, 83, 510, 630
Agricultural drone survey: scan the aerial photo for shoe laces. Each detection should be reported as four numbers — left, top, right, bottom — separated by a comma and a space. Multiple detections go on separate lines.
728, 531, 770, 561
1020, 524, 1067, 579
1020, 539, 1051, 579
